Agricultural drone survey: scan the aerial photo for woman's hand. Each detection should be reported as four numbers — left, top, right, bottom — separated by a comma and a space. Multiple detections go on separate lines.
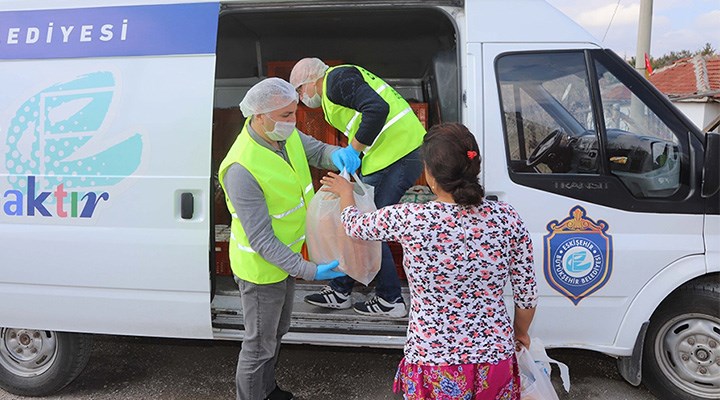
515, 332, 531, 351
320, 171, 356, 210
320, 171, 354, 198
513, 306, 535, 350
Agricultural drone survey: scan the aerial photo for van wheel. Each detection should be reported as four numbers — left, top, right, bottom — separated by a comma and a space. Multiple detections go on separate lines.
642, 280, 720, 400
0, 328, 93, 396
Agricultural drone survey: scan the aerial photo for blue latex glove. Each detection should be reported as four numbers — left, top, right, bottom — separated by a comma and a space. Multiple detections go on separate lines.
331, 146, 361, 175
314, 260, 346, 280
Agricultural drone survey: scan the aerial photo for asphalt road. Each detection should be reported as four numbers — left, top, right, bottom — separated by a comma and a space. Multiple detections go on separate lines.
0, 335, 659, 399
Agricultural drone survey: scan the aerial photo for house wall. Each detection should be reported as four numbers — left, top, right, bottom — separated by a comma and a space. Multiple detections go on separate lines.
673, 101, 720, 133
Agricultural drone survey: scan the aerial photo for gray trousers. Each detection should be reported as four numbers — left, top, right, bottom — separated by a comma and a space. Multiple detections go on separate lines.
235, 276, 294, 400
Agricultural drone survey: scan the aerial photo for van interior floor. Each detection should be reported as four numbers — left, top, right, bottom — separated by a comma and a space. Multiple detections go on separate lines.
211, 276, 409, 348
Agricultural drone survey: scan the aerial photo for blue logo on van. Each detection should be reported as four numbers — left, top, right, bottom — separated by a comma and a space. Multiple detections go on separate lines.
544, 206, 613, 305
2, 72, 142, 218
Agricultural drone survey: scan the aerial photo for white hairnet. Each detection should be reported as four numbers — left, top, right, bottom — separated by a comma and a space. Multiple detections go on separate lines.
239, 77, 298, 117
289, 58, 329, 89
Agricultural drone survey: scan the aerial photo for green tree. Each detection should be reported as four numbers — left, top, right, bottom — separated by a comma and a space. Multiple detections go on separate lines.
698, 42, 716, 57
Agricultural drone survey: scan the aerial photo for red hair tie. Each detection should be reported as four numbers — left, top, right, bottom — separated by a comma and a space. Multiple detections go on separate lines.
467, 150, 477, 160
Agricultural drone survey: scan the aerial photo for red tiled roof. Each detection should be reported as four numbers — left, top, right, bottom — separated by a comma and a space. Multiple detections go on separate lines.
604, 84, 631, 101
708, 57, 720, 92
649, 55, 720, 100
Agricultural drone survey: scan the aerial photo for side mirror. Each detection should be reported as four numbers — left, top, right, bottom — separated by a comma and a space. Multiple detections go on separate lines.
701, 132, 720, 198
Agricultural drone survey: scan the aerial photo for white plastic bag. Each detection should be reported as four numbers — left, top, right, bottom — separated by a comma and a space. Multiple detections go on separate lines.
529, 338, 570, 392
306, 172, 381, 285
517, 338, 570, 400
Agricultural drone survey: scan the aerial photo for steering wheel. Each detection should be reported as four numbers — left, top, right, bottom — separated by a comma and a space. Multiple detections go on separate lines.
526, 128, 564, 167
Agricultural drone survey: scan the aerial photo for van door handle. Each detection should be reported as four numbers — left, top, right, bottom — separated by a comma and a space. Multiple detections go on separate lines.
181, 192, 194, 219
485, 195, 499, 201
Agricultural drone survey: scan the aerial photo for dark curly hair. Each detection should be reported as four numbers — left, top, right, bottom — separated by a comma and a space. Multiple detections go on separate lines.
420, 123, 484, 206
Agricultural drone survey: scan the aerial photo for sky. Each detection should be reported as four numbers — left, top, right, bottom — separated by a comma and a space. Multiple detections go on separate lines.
545, 0, 720, 59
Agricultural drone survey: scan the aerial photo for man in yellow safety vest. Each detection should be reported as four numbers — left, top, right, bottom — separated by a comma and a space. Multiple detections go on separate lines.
219, 77, 349, 400
290, 58, 426, 318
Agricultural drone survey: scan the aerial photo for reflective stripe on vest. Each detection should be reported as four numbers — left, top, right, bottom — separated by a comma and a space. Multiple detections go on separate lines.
218, 120, 314, 284
230, 226, 306, 254
364, 106, 413, 152
342, 83, 390, 136
321, 65, 426, 175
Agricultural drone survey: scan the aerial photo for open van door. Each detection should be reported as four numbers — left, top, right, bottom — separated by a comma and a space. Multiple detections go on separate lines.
0, 1, 219, 339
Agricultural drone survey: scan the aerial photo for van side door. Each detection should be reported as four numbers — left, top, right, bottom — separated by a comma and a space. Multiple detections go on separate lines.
0, 1, 219, 338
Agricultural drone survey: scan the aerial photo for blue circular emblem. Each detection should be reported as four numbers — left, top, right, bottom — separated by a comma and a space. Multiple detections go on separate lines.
552, 237, 604, 287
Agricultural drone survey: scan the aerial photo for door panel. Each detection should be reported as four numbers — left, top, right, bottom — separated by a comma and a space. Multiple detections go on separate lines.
0, 2, 219, 338
476, 43, 705, 350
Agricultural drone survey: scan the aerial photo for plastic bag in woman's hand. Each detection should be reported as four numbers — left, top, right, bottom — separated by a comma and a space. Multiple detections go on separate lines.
306, 172, 381, 285
517, 346, 559, 400
517, 337, 570, 400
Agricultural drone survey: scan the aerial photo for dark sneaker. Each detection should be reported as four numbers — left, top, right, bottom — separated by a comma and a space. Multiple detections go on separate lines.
304, 286, 352, 309
265, 385, 293, 400
353, 296, 407, 318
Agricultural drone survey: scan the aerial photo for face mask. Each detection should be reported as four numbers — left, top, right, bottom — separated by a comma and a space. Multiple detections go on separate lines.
301, 92, 322, 108
264, 116, 295, 141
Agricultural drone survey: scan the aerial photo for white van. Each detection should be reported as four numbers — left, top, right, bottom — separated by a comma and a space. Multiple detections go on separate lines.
1, 1, 718, 399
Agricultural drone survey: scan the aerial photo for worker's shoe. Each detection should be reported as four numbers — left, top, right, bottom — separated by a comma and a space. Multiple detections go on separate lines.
353, 296, 407, 318
265, 385, 293, 400
304, 286, 352, 309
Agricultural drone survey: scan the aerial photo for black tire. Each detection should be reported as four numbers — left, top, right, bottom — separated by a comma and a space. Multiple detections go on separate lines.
0, 328, 93, 397
642, 277, 720, 400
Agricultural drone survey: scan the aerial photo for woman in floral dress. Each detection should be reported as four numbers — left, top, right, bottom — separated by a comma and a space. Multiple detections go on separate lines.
320, 122, 538, 399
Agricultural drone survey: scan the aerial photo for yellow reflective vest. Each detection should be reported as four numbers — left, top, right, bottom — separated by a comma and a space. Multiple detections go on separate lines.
218, 121, 314, 284
321, 65, 426, 175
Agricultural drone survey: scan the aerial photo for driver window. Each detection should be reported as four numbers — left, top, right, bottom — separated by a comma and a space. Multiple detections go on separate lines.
499, 84, 560, 169
594, 60, 681, 198
497, 52, 599, 174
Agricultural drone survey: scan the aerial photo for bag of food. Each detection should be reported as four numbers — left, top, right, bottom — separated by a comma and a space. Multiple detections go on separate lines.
306, 172, 381, 285
517, 338, 570, 400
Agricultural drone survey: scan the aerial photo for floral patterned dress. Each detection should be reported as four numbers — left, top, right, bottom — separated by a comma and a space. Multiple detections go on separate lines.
340, 200, 537, 399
